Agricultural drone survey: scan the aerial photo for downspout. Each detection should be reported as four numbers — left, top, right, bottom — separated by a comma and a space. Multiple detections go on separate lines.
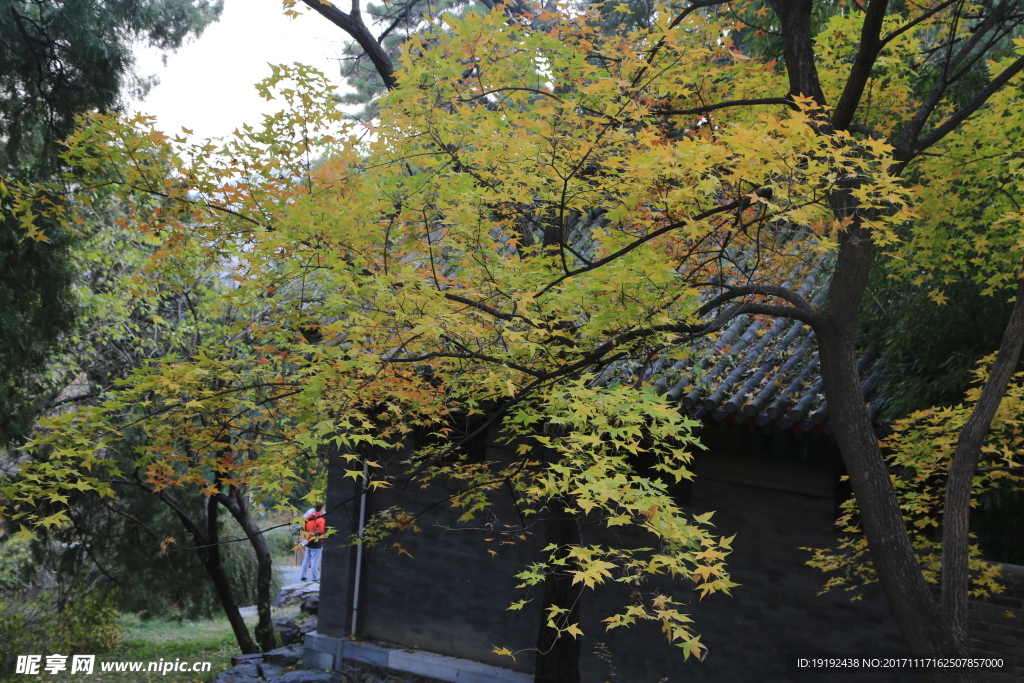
350, 459, 369, 636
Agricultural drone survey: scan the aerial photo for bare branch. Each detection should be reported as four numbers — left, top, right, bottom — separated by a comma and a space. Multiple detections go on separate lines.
301, 0, 397, 90
831, 0, 890, 131
650, 97, 790, 117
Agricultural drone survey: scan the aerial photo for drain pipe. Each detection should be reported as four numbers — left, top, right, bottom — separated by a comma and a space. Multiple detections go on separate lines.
350, 459, 369, 636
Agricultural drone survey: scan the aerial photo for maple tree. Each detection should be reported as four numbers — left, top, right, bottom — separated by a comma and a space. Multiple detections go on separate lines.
294, 2, 1024, 680
1, 187, 311, 654
3, 0, 1024, 681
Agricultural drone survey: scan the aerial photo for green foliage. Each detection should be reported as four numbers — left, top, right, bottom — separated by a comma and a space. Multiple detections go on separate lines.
0, 480, 263, 624
93, 495, 270, 620
267, 529, 300, 560
0, 585, 122, 677
0, 0, 222, 444
2, 137, 292, 653
0, 193, 265, 617
219, 531, 277, 611
0, 0, 223, 170
6, 0, 1024, 663
0, 535, 33, 592
0, 211, 76, 443
862, 269, 1016, 420
855, 38, 1024, 419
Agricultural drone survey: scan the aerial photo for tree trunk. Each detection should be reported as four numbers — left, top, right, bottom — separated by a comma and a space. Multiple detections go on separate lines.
775, 0, 987, 658
126, 477, 258, 654
219, 487, 279, 652
765, 0, 827, 105
941, 267, 1024, 641
817, 224, 975, 683
198, 493, 260, 654
533, 495, 582, 683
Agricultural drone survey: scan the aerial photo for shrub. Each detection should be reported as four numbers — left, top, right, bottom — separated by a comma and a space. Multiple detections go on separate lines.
0, 587, 122, 676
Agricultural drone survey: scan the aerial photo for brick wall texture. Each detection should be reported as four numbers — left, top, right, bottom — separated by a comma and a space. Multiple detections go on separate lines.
318, 428, 1024, 682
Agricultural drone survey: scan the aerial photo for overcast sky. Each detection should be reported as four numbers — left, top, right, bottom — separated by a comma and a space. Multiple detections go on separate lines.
131, 0, 350, 140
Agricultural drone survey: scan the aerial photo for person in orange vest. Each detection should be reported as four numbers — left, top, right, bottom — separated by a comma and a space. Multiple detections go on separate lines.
300, 504, 325, 582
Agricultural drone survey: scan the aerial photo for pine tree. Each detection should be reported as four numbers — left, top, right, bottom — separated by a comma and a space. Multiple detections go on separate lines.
0, 0, 223, 443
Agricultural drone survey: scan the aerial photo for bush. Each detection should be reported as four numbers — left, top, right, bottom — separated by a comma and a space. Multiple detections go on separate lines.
37, 486, 276, 621
0, 587, 122, 676
0, 533, 122, 675
220, 532, 280, 609
268, 530, 299, 560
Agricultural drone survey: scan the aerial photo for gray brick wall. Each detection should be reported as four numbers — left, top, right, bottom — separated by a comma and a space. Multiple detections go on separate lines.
966, 566, 1024, 683
318, 429, 1022, 682
318, 449, 361, 638
353, 478, 543, 673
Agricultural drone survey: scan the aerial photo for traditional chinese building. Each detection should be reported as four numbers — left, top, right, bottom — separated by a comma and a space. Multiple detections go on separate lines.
304, 307, 1024, 683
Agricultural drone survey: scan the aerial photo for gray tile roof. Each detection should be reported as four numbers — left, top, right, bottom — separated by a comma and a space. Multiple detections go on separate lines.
594, 279, 881, 433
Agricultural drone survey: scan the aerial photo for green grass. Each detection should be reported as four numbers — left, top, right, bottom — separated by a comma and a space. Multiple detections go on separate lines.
0, 613, 263, 683
92, 614, 242, 683
3, 606, 307, 683
85, 599, 308, 683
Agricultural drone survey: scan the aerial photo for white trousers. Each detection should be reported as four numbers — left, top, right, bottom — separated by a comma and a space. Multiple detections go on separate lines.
300, 546, 322, 581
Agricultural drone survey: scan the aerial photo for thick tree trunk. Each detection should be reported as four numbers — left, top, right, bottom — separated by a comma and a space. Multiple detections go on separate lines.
533, 494, 582, 683
220, 488, 279, 652
817, 225, 974, 683
766, 0, 986, 670
765, 0, 826, 104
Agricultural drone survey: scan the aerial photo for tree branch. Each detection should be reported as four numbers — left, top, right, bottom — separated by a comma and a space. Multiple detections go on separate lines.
894, 0, 1020, 161
650, 97, 790, 117
898, 53, 1024, 166
377, 0, 424, 43
942, 266, 1024, 642
831, 0, 890, 131
629, 0, 735, 89
765, 0, 827, 104
696, 283, 818, 316
301, 0, 397, 90
879, 0, 959, 48
442, 292, 534, 325
533, 198, 748, 298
